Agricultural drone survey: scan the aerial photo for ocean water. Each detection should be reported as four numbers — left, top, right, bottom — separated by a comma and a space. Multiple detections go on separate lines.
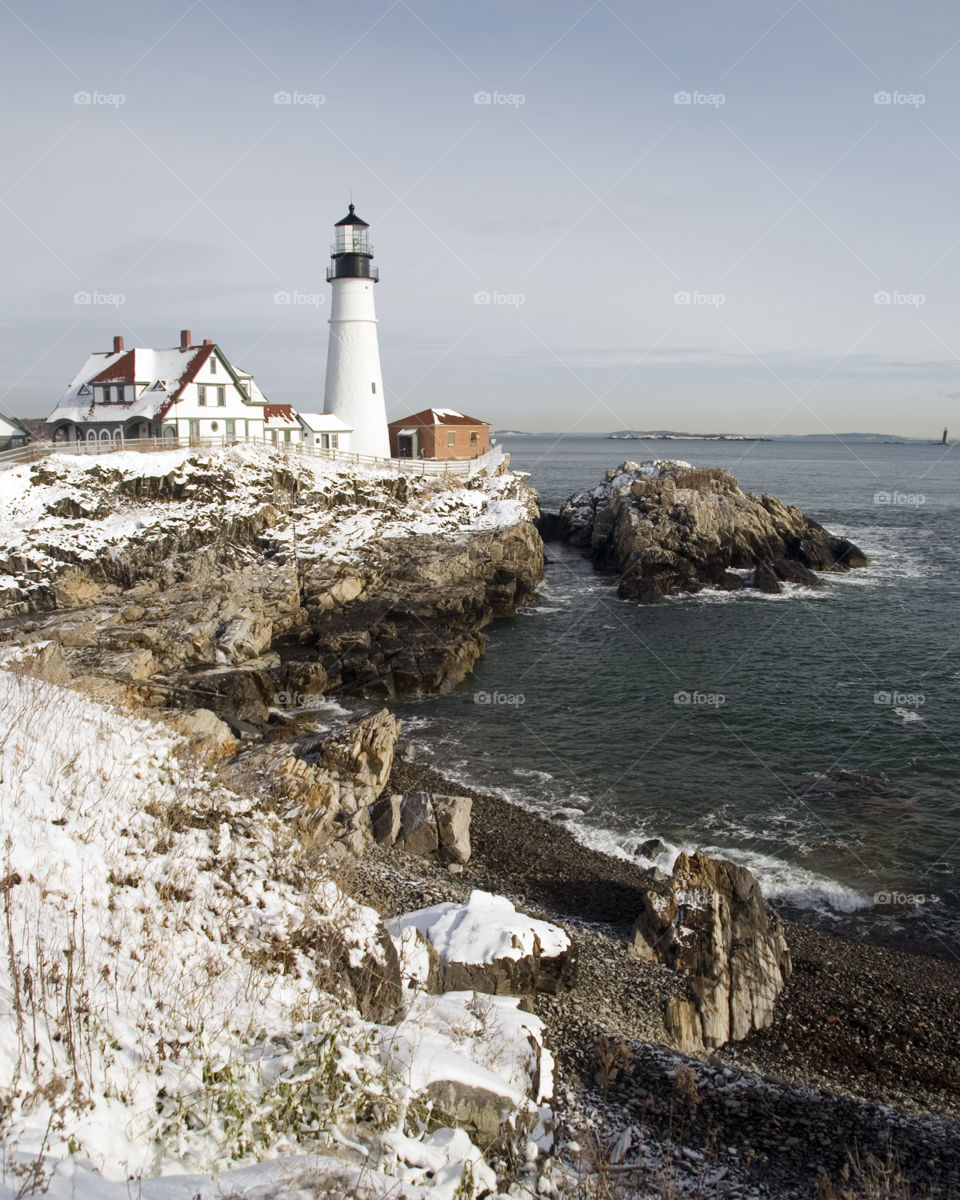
392, 434, 960, 957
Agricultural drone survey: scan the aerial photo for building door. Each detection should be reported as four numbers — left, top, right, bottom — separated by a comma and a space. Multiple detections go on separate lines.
189, 419, 200, 443
224, 419, 236, 442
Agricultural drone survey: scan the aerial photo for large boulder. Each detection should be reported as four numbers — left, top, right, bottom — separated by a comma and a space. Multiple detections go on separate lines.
387, 890, 575, 998
434, 794, 472, 864
631, 850, 792, 1050
559, 461, 867, 601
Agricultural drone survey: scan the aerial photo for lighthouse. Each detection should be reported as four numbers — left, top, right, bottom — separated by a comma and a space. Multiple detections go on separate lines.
322, 203, 390, 458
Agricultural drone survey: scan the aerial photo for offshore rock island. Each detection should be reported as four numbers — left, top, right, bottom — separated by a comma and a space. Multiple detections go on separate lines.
558, 460, 868, 601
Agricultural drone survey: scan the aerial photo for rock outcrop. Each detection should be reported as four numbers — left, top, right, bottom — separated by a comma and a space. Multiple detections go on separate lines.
0, 447, 544, 716
631, 850, 792, 1051
370, 791, 473, 865
559, 461, 867, 601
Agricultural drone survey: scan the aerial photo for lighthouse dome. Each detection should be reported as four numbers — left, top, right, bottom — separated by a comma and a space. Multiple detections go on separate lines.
334, 203, 369, 228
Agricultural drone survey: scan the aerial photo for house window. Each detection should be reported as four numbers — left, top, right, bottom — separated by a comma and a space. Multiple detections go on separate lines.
239, 380, 249, 397
284, 430, 291, 443
447, 431, 455, 446
102, 386, 111, 403
470, 431, 478, 443
371, 382, 376, 394
210, 421, 219, 432
197, 385, 206, 406
216, 386, 225, 406
210, 356, 217, 374
330, 434, 339, 449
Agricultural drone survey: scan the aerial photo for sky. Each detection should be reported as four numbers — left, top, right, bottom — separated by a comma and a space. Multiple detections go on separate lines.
2, 0, 960, 436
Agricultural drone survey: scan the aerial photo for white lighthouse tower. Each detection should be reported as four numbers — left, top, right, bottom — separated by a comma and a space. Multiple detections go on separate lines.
322, 203, 390, 458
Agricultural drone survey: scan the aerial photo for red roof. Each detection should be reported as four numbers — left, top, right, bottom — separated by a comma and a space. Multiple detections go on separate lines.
264, 404, 294, 421
388, 407, 488, 428
89, 350, 137, 385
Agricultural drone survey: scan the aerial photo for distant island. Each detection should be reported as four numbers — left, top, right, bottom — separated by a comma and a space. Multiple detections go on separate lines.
609, 430, 767, 442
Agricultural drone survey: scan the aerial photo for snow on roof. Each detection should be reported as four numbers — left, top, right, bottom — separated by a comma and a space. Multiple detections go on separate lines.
0, 414, 27, 436
263, 403, 299, 428
48, 343, 216, 426
297, 411, 354, 433
388, 407, 489, 428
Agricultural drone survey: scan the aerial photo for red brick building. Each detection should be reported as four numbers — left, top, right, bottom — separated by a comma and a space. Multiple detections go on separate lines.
388, 408, 491, 460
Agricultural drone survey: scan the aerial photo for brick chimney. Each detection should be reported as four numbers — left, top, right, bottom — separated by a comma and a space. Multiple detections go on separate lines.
113, 335, 124, 353
180, 329, 191, 350
202, 338, 212, 346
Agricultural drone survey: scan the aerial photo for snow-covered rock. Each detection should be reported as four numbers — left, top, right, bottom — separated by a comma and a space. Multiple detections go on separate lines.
387, 890, 575, 997
0, 444, 543, 708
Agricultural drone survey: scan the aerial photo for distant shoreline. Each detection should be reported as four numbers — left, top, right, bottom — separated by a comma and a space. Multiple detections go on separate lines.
493, 430, 942, 443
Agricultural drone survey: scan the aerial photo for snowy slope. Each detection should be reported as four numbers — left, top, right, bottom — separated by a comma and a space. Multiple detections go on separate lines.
0, 669, 554, 1198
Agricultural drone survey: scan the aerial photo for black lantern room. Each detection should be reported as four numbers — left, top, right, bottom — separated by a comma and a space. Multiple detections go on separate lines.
327, 203, 379, 281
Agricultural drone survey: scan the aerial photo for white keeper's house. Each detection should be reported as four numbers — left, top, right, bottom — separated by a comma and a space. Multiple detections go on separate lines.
46, 330, 353, 450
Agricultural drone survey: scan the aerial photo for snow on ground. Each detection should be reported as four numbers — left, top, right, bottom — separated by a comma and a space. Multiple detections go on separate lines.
0, 669, 554, 1198
0, 444, 531, 590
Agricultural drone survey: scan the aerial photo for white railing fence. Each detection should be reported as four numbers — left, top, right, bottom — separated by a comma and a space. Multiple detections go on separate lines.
0, 435, 503, 479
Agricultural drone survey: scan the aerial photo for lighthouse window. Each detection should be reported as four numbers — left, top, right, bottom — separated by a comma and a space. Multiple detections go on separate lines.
371, 382, 377, 394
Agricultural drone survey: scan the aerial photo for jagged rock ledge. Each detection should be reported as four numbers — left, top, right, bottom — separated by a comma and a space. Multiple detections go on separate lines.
0, 445, 544, 720
558, 460, 867, 601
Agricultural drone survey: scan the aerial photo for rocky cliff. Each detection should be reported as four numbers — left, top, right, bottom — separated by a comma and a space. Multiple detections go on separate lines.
0, 446, 543, 720
559, 460, 867, 601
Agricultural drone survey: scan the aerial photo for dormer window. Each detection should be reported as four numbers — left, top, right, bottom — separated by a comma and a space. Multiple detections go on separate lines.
103, 386, 112, 403
210, 356, 217, 374
78, 384, 91, 396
